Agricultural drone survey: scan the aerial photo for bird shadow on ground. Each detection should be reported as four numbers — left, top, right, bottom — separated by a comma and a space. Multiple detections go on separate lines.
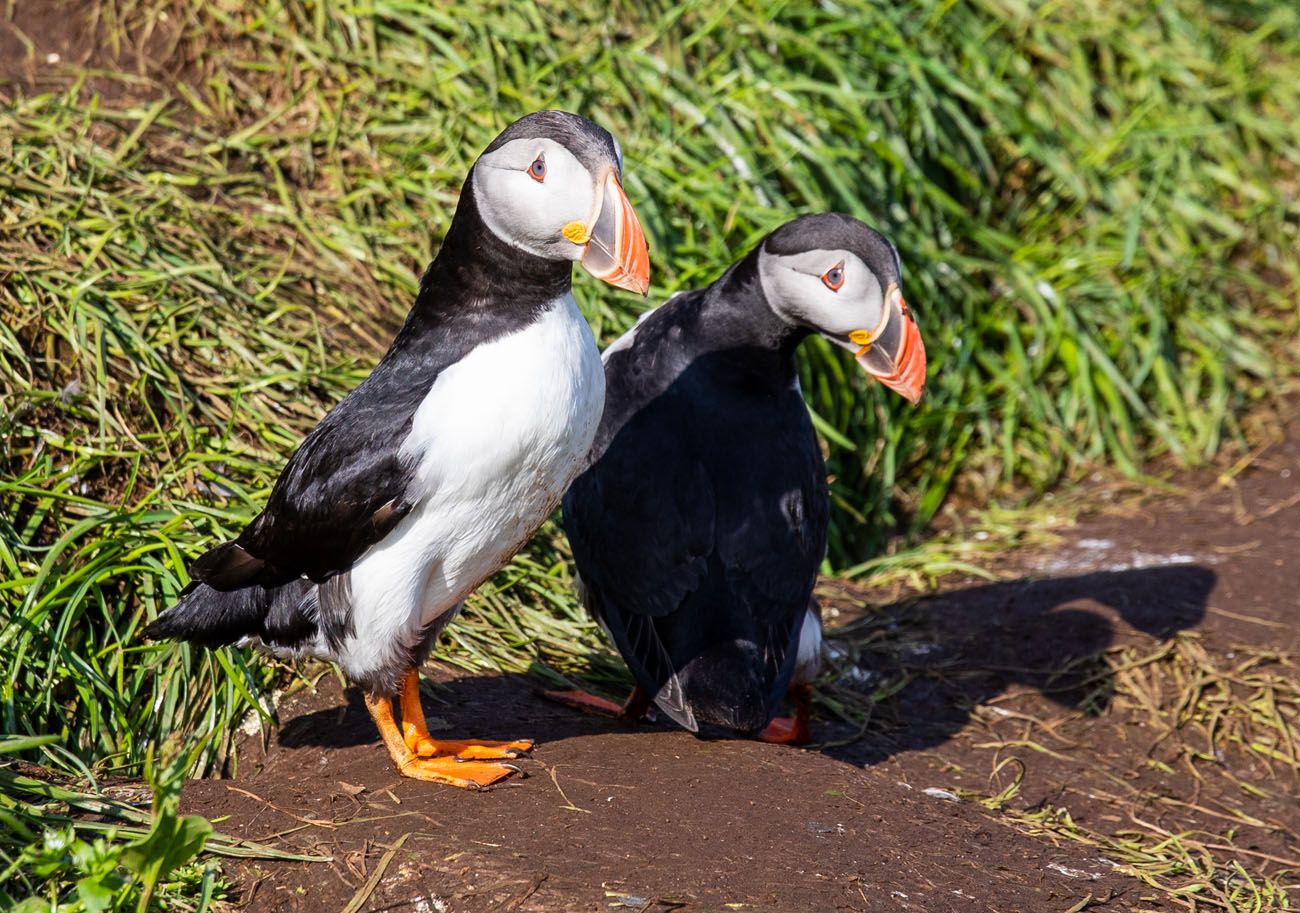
820, 563, 1216, 766
277, 564, 1216, 768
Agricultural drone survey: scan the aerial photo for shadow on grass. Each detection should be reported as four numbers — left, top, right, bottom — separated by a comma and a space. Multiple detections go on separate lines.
277, 565, 1216, 767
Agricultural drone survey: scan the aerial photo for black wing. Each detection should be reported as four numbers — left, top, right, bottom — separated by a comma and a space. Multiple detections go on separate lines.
191, 362, 432, 590
713, 464, 828, 716
564, 425, 717, 727
564, 328, 828, 730
148, 377, 424, 649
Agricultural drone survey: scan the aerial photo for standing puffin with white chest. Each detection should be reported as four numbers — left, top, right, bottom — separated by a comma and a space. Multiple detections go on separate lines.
146, 111, 650, 788
552, 213, 925, 743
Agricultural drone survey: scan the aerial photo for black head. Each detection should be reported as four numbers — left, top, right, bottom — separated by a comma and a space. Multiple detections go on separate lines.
481, 110, 624, 177
756, 213, 927, 403
468, 110, 648, 294
763, 213, 902, 287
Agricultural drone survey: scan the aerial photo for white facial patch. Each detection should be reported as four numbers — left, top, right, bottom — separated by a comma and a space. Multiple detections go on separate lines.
472, 137, 597, 260
757, 247, 886, 344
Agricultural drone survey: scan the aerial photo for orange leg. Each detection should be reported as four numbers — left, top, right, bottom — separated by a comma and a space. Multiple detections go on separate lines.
758, 683, 813, 745
543, 684, 654, 723
397, 669, 533, 760
364, 686, 522, 789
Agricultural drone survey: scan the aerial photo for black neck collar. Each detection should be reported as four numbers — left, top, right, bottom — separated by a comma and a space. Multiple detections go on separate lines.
416, 172, 573, 321
692, 250, 809, 386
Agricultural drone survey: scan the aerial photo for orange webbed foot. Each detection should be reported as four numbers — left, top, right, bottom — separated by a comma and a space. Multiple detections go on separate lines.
543, 688, 629, 717
757, 715, 812, 745
364, 669, 535, 786
397, 756, 523, 789
409, 737, 534, 761
758, 683, 814, 745
398, 669, 534, 760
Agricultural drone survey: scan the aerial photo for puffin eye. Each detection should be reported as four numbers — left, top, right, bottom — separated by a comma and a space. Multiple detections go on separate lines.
821, 262, 845, 292
527, 153, 547, 182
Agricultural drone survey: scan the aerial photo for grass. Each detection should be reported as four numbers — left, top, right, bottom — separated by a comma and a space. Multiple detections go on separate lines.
981, 798, 1297, 912
1, 0, 1299, 907
0, 735, 325, 911
949, 634, 1300, 911
1111, 634, 1300, 780
828, 593, 1300, 911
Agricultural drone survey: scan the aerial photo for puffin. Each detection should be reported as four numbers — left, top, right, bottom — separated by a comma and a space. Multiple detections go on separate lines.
146, 110, 651, 788
550, 213, 925, 743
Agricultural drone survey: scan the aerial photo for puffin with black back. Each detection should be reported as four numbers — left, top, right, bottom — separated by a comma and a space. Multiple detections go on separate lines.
145, 111, 650, 788
551, 213, 924, 743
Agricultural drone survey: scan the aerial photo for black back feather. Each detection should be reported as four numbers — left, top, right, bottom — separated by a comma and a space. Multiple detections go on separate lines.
563, 250, 830, 733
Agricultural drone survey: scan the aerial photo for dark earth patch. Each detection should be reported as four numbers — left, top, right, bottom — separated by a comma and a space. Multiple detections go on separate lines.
181, 412, 1300, 911
1, 0, 206, 105
190, 672, 1150, 913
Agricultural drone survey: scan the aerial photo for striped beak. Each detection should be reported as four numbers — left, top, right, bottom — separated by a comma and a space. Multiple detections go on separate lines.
577, 169, 650, 295
852, 283, 927, 404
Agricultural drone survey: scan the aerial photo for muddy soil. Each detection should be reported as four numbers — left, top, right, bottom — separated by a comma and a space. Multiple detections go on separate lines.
1, 1, 206, 105
180, 412, 1300, 912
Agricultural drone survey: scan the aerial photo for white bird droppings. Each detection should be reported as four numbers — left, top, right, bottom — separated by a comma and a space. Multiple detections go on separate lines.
1048, 861, 1102, 880
923, 787, 961, 802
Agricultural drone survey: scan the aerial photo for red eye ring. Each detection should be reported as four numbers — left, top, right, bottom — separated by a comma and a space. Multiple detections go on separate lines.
527, 153, 546, 182
821, 262, 845, 292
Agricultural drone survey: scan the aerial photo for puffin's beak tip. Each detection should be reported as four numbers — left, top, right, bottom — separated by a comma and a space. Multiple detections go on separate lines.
578, 171, 651, 295
856, 294, 928, 404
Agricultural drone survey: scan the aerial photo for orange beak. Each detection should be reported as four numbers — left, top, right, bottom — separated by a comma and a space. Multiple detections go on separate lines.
853, 284, 927, 404
577, 170, 651, 295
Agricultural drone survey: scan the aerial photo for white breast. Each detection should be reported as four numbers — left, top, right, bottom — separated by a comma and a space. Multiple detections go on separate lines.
335, 293, 605, 683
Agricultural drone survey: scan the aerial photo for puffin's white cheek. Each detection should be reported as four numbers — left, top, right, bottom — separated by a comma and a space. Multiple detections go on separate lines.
851, 292, 886, 336
475, 175, 555, 253
552, 175, 597, 231
810, 284, 885, 337
475, 170, 597, 258
799, 290, 860, 337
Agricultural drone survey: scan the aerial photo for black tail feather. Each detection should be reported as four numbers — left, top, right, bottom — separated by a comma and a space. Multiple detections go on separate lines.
144, 577, 315, 648
678, 642, 773, 734
188, 540, 271, 589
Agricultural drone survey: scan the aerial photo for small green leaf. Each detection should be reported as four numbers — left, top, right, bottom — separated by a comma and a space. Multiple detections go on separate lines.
76, 874, 117, 913
122, 812, 213, 911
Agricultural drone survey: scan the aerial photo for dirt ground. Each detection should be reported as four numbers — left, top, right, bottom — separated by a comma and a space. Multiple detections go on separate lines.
179, 409, 1300, 913
0, 1, 203, 104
